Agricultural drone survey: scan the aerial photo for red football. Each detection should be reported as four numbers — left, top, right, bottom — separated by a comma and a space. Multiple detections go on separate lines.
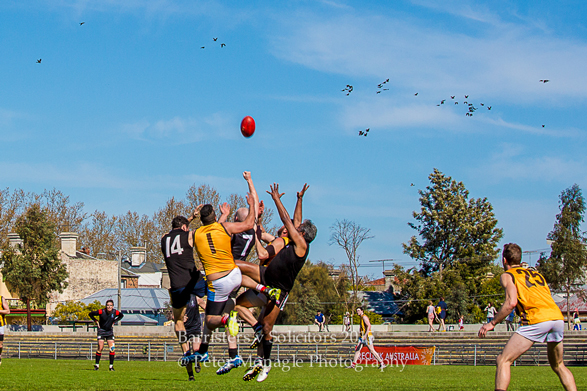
241, 116, 255, 138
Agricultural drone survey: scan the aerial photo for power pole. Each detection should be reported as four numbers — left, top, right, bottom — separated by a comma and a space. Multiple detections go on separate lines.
369, 259, 395, 273
117, 249, 122, 323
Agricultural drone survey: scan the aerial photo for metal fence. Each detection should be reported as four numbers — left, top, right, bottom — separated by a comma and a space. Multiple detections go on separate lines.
4, 341, 587, 366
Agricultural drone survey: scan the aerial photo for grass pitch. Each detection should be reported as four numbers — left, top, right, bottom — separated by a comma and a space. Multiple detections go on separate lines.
0, 359, 586, 390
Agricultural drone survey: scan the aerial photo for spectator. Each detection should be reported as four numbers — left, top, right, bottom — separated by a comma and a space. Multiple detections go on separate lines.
573, 309, 581, 331
426, 301, 437, 332
505, 310, 516, 331
314, 311, 325, 332
458, 315, 465, 331
324, 314, 332, 332
343, 312, 351, 332
484, 302, 497, 324
436, 297, 447, 332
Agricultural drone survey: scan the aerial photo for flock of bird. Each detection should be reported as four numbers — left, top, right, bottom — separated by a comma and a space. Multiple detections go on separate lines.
34, 22, 226, 64
346, 79, 551, 136
31, 22, 552, 137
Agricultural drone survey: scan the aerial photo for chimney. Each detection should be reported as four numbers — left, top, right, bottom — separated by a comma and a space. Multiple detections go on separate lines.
59, 232, 78, 257
160, 264, 170, 290
8, 233, 23, 252
130, 246, 146, 267
383, 269, 396, 293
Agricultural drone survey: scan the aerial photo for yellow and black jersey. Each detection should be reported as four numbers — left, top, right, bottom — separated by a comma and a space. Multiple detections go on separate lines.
194, 222, 237, 276
359, 314, 373, 337
261, 237, 291, 267
0, 295, 6, 327
505, 267, 563, 325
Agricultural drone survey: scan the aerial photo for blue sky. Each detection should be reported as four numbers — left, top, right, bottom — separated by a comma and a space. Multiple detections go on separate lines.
1, 0, 586, 279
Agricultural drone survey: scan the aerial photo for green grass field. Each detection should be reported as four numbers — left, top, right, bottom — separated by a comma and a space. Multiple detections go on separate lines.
0, 359, 586, 390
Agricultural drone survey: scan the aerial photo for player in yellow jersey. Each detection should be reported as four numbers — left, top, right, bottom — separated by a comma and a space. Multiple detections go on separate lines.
348, 307, 385, 369
478, 243, 576, 391
0, 295, 10, 366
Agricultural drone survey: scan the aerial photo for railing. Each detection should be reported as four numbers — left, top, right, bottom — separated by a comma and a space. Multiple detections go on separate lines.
3, 341, 587, 366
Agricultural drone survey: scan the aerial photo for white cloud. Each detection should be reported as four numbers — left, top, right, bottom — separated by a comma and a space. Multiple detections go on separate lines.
121, 113, 237, 144
470, 143, 587, 184
268, 9, 587, 105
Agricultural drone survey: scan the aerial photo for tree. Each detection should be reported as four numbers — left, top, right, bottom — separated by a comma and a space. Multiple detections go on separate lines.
403, 168, 503, 278
537, 184, 587, 329
78, 210, 119, 257
329, 219, 373, 300
52, 300, 102, 324
281, 261, 347, 325
0, 187, 26, 249
1, 204, 69, 330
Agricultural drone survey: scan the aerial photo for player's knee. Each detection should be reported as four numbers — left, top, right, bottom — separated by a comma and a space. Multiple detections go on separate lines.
262, 323, 273, 336
109, 344, 115, 353
496, 353, 512, 366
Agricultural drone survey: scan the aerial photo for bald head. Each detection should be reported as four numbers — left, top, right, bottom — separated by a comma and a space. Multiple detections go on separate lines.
234, 207, 249, 222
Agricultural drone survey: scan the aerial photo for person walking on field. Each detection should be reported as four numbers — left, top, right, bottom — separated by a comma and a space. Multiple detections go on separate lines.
478, 243, 576, 391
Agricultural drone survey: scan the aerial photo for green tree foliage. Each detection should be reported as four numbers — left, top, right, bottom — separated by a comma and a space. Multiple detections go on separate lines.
392, 262, 504, 324
537, 184, 587, 329
52, 300, 103, 324
1, 204, 69, 330
403, 168, 503, 277
281, 261, 349, 325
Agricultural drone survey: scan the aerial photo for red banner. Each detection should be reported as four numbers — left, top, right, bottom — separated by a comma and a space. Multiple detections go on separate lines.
357, 346, 435, 365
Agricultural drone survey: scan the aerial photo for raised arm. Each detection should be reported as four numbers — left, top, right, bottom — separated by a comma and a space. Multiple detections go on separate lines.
187, 204, 203, 247
267, 183, 307, 257
293, 183, 309, 227
223, 173, 257, 235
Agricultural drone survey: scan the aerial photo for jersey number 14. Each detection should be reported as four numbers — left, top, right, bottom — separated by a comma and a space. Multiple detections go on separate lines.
165, 235, 184, 257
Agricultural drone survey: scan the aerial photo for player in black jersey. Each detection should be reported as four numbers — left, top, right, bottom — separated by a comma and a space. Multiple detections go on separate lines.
89, 300, 124, 371
182, 278, 206, 381
241, 183, 316, 382
161, 213, 202, 362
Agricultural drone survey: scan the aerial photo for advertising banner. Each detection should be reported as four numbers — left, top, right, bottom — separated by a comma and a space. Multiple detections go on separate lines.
356, 346, 435, 365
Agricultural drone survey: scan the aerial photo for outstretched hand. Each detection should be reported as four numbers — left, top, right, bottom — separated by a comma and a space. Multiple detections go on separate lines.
258, 200, 265, 217
219, 202, 230, 216
243, 171, 252, 181
193, 204, 203, 218
297, 183, 309, 199
267, 183, 284, 200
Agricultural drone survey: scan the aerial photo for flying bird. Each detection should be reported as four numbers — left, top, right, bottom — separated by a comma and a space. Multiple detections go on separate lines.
480, 103, 484, 106
454, 102, 458, 105
542, 124, 545, 127
213, 37, 218, 41
464, 95, 469, 98
376, 91, 381, 94
79, 22, 85, 26
451, 96, 455, 99
200, 46, 205, 49
410, 183, 414, 186
414, 93, 418, 96
221, 43, 226, 47
342, 85, 353, 96
539, 79, 549, 83
36, 59, 42, 63
440, 100, 445, 104
488, 106, 492, 110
